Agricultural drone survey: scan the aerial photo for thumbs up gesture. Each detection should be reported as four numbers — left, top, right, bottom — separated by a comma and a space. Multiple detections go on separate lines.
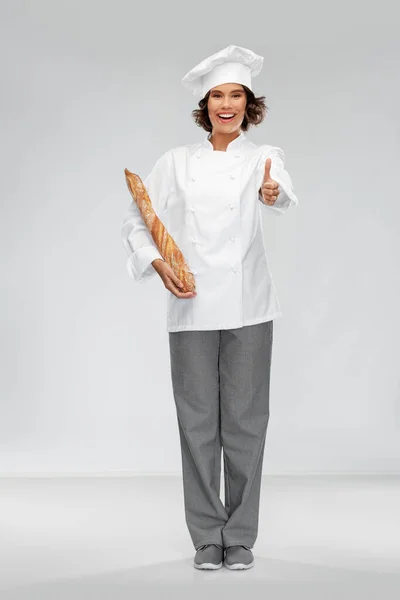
260, 158, 280, 205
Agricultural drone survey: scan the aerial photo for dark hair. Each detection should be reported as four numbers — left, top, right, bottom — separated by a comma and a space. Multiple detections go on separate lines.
191, 85, 268, 133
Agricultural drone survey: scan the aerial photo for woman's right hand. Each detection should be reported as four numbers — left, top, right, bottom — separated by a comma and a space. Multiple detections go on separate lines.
152, 259, 197, 299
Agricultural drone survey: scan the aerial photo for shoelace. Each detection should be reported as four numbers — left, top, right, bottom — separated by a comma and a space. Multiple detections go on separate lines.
197, 544, 251, 551
197, 543, 222, 551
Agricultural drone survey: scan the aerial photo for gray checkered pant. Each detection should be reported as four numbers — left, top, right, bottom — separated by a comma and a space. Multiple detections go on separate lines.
168, 319, 273, 551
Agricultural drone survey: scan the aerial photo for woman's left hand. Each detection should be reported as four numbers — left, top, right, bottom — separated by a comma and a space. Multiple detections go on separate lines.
260, 158, 280, 205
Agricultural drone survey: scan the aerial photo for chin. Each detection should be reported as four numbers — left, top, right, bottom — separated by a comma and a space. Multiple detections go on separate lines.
213, 123, 239, 134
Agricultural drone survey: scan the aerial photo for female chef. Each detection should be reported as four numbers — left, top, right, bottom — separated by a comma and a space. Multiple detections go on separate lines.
121, 44, 299, 571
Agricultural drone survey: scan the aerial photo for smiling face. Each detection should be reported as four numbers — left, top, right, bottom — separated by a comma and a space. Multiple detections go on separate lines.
207, 83, 247, 134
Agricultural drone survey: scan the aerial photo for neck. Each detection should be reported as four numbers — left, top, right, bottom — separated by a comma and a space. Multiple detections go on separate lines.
209, 128, 241, 152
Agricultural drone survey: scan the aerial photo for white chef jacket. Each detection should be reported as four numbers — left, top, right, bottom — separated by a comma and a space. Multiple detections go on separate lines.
121, 130, 298, 332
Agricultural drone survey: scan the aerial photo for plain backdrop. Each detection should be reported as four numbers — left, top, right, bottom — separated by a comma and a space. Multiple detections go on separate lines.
1, 0, 399, 475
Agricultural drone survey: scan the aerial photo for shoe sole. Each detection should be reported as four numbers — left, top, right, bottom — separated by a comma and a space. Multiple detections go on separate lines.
193, 561, 223, 570
224, 560, 254, 570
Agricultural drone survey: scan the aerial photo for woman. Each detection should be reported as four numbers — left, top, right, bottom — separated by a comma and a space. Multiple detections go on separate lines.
121, 45, 298, 571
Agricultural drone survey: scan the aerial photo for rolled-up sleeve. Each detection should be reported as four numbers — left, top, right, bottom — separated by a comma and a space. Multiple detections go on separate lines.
256, 146, 299, 215
120, 150, 173, 283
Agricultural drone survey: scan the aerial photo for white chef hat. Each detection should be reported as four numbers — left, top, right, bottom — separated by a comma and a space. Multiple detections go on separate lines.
181, 44, 264, 98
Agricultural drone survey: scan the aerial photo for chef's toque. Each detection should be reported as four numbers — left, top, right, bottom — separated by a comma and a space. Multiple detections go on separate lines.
181, 44, 264, 98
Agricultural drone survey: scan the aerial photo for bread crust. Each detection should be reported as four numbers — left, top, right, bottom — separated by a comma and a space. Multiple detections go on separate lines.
124, 168, 196, 293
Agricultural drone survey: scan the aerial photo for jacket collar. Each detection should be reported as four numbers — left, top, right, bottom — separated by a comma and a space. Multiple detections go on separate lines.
202, 130, 247, 152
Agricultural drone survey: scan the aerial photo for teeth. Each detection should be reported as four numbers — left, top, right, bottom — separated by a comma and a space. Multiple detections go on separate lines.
219, 114, 234, 118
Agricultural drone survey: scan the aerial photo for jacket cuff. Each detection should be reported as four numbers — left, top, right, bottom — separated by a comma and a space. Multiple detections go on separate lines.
258, 187, 294, 215
126, 245, 164, 283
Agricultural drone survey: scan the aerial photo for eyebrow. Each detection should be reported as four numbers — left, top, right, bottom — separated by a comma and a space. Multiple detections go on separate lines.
211, 88, 244, 93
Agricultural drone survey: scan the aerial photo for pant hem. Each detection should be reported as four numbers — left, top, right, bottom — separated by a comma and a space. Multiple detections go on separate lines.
223, 541, 253, 550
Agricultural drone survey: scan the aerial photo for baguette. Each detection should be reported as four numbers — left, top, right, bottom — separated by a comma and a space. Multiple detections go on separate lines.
124, 168, 196, 293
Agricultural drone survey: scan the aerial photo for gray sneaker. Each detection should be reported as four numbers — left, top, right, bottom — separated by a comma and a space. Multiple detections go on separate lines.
193, 543, 223, 570
224, 545, 254, 570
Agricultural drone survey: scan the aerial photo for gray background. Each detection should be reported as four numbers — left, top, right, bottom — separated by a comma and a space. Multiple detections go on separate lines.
1, 0, 399, 475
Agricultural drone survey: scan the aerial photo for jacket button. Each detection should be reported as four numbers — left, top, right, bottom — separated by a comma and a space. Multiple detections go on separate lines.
230, 237, 236, 242
191, 176, 196, 181
229, 204, 235, 210
232, 267, 238, 273
190, 206, 196, 212
230, 174, 236, 179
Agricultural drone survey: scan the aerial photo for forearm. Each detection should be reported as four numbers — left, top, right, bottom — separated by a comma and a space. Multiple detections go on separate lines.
121, 202, 164, 282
